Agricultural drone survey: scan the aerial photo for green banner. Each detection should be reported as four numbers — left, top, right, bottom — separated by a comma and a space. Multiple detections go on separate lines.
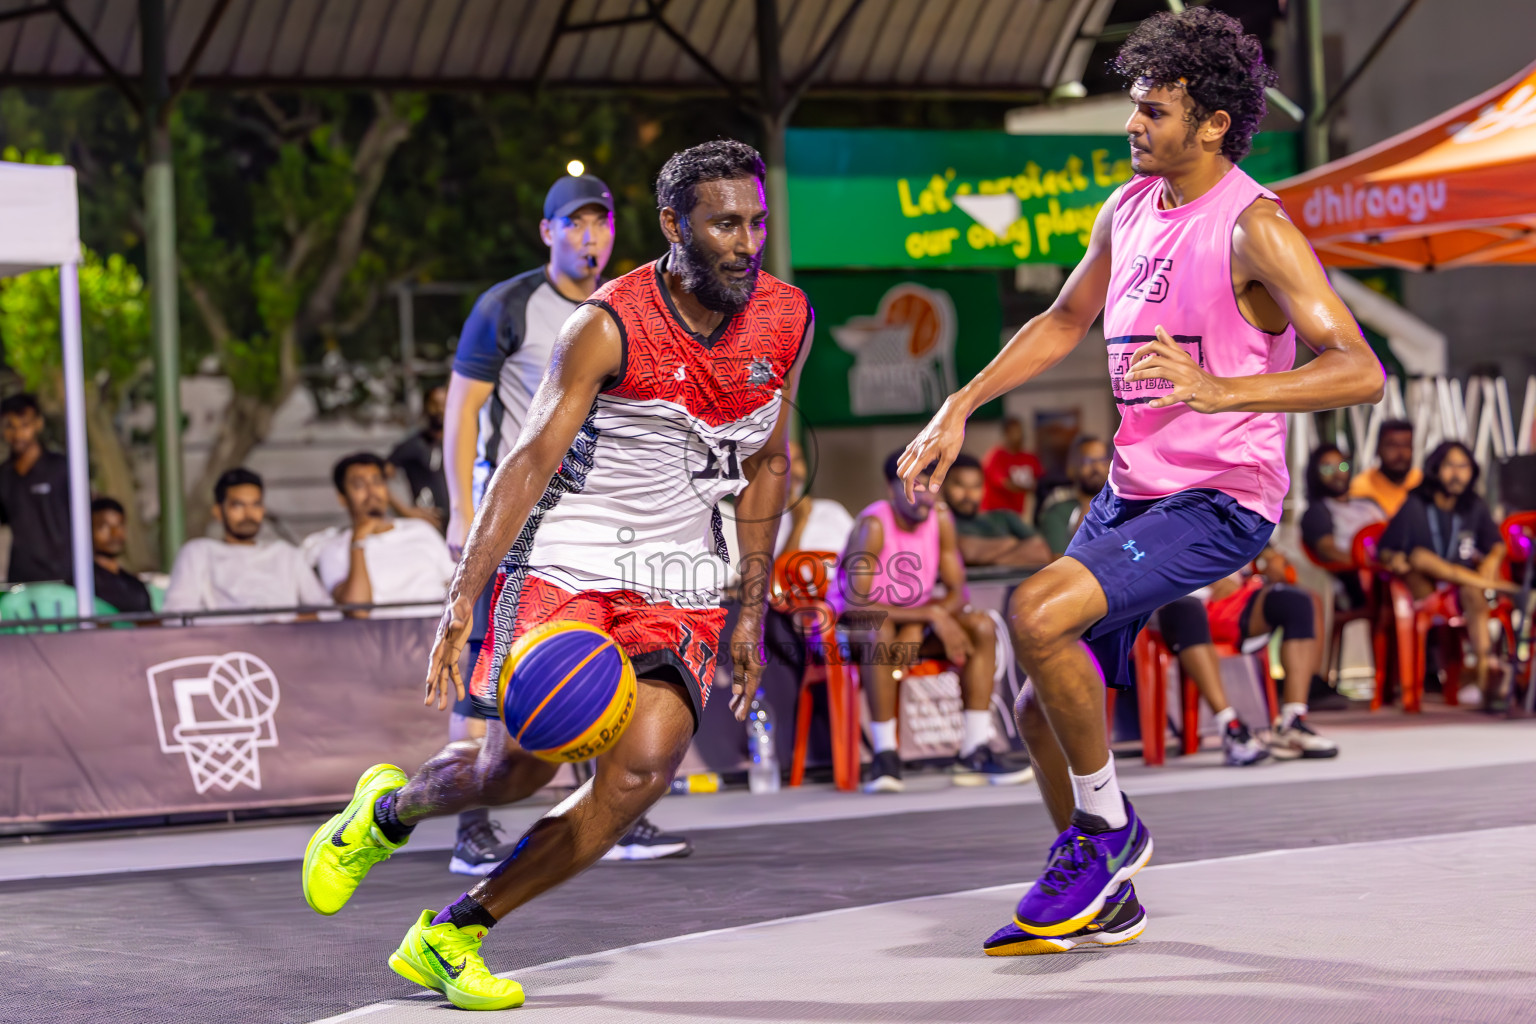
796, 271, 1002, 428
787, 128, 1299, 269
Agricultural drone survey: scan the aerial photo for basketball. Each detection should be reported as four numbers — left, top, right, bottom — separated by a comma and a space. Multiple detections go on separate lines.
496, 621, 637, 763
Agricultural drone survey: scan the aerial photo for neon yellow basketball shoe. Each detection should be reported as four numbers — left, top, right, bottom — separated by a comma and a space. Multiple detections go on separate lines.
302, 763, 410, 915
389, 909, 526, 1011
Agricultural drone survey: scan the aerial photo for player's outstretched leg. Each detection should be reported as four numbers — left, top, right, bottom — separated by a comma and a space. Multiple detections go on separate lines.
389, 676, 695, 1010
301, 725, 559, 916
982, 681, 1147, 955
1006, 561, 1152, 938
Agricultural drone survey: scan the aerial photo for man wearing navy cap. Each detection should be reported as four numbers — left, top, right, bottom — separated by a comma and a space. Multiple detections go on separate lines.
439, 172, 692, 873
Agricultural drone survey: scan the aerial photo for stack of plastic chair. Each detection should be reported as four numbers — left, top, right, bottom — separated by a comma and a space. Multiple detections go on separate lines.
773, 551, 862, 792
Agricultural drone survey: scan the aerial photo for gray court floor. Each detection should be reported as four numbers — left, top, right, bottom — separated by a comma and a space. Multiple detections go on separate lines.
4, 714, 1535, 1024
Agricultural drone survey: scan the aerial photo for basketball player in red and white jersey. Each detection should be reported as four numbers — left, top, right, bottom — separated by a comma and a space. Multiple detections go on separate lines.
299, 141, 811, 1008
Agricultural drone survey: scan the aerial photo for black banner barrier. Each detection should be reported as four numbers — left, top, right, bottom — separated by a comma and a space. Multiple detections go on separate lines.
0, 618, 450, 825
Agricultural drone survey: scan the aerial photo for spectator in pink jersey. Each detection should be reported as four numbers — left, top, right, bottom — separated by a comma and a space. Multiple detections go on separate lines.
835, 451, 1032, 793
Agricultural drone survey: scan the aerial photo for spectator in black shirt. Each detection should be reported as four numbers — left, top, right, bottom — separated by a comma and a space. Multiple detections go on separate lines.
387, 384, 448, 532
0, 393, 71, 584
90, 496, 152, 614
1380, 441, 1518, 707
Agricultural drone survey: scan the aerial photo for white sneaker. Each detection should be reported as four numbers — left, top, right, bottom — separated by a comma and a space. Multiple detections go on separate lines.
1270, 714, 1339, 759
1457, 683, 1484, 708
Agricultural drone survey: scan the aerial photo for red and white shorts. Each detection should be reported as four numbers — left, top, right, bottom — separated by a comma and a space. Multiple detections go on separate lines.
471, 573, 726, 731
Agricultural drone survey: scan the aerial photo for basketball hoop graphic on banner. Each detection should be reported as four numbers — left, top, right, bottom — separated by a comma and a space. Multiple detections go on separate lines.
147, 652, 281, 794
831, 283, 957, 418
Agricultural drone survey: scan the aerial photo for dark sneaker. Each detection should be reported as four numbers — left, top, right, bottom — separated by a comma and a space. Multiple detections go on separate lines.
985, 882, 1146, 955
951, 746, 1035, 787
1270, 713, 1339, 759
1014, 796, 1153, 937
448, 818, 516, 877
1308, 674, 1351, 711
862, 750, 904, 794
1221, 719, 1270, 767
601, 815, 693, 861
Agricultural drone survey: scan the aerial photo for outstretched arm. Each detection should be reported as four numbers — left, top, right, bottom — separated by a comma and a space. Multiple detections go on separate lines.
1125, 199, 1385, 413
897, 190, 1118, 498
423, 306, 622, 708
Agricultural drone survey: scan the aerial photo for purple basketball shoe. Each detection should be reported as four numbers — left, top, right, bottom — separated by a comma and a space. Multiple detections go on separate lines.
1013, 796, 1152, 937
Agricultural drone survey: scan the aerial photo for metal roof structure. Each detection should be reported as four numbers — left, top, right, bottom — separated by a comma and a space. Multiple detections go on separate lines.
0, 0, 1115, 99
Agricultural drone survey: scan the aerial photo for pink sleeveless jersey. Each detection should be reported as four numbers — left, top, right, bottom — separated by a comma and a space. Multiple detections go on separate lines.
1104, 167, 1295, 522
831, 500, 940, 613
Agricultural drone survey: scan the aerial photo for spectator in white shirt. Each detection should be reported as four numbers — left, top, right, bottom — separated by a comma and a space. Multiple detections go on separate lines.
163, 468, 333, 623
311, 452, 455, 618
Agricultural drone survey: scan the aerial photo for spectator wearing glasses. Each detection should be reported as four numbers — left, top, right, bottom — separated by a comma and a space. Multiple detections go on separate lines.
163, 468, 333, 623
1380, 441, 1519, 708
1350, 419, 1419, 517
0, 393, 71, 584
311, 453, 456, 619
1038, 437, 1111, 557
1300, 444, 1386, 607
941, 453, 1051, 567
90, 497, 153, 614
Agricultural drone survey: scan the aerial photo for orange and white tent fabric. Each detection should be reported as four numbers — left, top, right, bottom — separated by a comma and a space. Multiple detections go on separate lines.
1274, 60, 1536, 270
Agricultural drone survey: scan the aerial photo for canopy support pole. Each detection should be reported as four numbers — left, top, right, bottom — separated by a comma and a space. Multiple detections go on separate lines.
58, 260, 95, 620
1302, 0, 1328, 168
756, 0, 792, 285
142, 0, 185, 560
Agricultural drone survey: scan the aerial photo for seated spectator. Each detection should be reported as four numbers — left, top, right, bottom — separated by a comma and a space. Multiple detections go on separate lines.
1301, 443, 1386, 607
941, 453, 1051, 566
1202, 549, 1340, 755
311, 452, 456, 618
1349, 419, 1419, 517
775, 440, 855, 555
0, 393, 71, 583
1380, 441, 1520, 708
1038, 436, 1110, 557
981, 415, 1043, 517
835, 451, 1030, 792
89, 497, 152, 614
1153, 597, 1271, 766
388, 384, 450, 531
164, 468, 333, 623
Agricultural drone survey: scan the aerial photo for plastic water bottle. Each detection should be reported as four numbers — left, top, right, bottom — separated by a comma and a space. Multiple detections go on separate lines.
746, 690, 780, 794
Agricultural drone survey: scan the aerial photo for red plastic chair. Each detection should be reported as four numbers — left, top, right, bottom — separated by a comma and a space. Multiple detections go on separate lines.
773, 550, 862, 792
1126, 629, 1171, 765
1304, 539, 1380, 689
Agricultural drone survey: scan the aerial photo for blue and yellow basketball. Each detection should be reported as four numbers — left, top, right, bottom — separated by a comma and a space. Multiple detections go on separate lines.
497, 621, 637, 763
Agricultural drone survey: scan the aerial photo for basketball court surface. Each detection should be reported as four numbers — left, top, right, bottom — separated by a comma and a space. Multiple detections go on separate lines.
5, 710, 1535, 1024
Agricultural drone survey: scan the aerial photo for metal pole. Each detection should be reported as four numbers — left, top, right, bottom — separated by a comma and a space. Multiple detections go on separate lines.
58, 261, 95, 620
142, 0, 185, 561
1302, 0, 1328, 168
756, 0, 792, 283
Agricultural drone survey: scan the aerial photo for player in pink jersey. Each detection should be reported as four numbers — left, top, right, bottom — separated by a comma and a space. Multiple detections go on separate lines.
900, 8, 1383, 956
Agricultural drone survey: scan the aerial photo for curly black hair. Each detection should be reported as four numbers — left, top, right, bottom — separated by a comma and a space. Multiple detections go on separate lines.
655, 139, 766, 218
1111, 7, 1277, 163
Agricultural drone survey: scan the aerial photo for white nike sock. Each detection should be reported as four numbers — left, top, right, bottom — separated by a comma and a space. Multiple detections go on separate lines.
1213, 706, 1237, 730
870, 719, 898, 754
1280, 702, 1308, 728
1070, 756, 1128, 828
959, 710, 992, 757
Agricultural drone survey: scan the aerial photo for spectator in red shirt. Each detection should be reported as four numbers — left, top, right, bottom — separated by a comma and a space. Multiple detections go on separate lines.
981, 416, 1044, 517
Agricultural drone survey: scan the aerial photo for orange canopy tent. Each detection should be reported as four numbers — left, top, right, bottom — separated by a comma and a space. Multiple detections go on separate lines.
1273, 59, 1536, 270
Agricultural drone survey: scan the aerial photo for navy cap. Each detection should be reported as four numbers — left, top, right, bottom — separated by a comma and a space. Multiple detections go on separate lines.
544, 174, 614, 221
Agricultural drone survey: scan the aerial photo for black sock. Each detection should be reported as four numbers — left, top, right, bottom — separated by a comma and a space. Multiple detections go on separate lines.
373, 790, 415, 845
432, 893, 497, 931
457, 807, 489, 834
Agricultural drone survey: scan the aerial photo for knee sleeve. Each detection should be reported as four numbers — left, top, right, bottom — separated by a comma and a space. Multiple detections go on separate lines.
1155, 596, 1212, 653
1261, 585, 1315, 640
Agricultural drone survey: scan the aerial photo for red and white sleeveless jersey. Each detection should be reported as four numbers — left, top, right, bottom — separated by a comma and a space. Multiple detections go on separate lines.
513, 257, 811, 609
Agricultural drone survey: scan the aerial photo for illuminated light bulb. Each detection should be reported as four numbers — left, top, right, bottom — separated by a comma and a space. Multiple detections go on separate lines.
566, 159, 585, 177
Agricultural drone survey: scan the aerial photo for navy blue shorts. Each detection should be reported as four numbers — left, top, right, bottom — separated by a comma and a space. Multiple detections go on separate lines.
1063, 487, 1274, 690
